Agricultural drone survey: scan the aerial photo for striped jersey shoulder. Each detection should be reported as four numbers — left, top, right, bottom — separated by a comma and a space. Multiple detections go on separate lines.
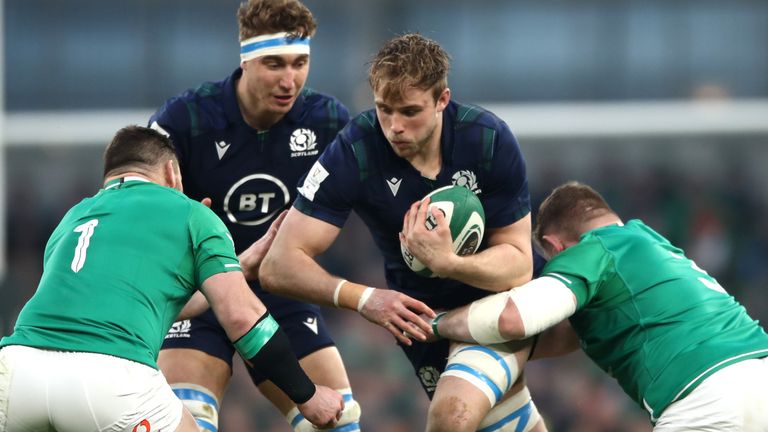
294, 87, 350, 128
451, 102, 507, 130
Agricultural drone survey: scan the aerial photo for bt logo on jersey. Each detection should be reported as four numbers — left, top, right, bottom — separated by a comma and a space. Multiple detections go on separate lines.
239, 192, 277, 212
224, 174, 290, 226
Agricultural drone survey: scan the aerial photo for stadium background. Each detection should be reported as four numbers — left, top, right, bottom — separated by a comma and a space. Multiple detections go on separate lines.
2, 0, 768, 430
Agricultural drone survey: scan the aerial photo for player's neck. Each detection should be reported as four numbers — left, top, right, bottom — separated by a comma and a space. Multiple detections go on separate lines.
582, 213, 623, 233
409, 152, 441, 180
103, 171, 156, 187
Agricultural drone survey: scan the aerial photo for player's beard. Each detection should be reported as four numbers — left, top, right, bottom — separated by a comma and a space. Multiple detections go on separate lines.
410, 117, 440, 157
390, 116, 440, 159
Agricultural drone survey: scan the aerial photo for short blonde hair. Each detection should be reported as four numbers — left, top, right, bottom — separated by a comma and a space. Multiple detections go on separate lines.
368, 33, 450, 103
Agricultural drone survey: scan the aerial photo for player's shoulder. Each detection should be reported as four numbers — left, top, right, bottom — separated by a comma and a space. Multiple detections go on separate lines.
447, 100, 507, 131
298, 87, 349, 115
291, 87, 350, 132
339, 108, 379, 141
151, 185, 222, 222
152, 75, 231, 134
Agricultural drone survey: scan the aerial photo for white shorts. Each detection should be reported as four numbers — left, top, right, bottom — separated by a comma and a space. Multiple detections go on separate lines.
654, 356, 768, 432
0, 345, 183, 432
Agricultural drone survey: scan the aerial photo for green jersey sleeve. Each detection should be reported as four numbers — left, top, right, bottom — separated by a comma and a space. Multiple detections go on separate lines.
188, 203, 241, 285
540, 237, 612, 309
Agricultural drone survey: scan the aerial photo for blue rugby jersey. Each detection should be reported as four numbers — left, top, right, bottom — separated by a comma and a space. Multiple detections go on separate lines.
295, 101, 531, 308
149, 68, 350, 255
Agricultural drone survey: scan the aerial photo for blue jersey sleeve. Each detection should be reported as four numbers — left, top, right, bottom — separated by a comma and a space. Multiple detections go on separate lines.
293, 129, 361, 227
482, 123, 531, 228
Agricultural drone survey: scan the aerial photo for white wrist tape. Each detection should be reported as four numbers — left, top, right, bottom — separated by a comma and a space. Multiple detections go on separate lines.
332, 279, 347, 308
357, 287, 375, 312
467, 291, 510, 344
508, 276, 577, 337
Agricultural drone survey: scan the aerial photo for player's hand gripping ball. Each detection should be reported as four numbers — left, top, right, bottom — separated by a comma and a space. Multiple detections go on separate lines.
401, 185, 485, 277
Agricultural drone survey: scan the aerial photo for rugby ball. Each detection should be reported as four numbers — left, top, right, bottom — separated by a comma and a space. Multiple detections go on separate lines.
401, 185, 485, 277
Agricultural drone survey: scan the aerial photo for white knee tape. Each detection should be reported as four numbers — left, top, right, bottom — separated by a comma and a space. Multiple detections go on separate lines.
478, 386, 541, 432
468, 291, 510, 344
442, 343, 520, 406
286, 388, 361, 432
171, 383, 220, 432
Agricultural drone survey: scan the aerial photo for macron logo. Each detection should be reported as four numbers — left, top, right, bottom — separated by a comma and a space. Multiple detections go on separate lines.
303, 316, 319, 334
215, 141, 231, 160
386, 177, 402, 196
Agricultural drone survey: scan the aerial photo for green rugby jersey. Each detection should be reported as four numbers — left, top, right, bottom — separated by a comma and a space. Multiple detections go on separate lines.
0, 178, 241, 369
541, 219, 768, 420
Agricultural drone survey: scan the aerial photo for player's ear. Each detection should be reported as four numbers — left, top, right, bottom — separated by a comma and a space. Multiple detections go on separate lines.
436, 88, 450, 113
541, 234, 566, 257
164, 159, 183, 192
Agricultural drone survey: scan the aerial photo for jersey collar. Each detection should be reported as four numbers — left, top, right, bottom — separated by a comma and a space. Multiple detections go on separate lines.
103, 176, 152, 190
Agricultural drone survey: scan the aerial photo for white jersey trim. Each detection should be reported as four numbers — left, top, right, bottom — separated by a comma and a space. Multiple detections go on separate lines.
670, 348, 768, 404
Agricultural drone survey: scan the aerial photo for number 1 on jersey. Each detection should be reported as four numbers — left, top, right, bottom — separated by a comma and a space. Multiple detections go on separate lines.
72, 219, 99, 273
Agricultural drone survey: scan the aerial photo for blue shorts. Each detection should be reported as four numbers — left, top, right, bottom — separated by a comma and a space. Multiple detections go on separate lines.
399, 339, 451, 399
162, 286, 335, 384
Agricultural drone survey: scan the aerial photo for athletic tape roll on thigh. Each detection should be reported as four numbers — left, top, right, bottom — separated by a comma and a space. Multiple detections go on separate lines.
286, 388, 361, 432
171, 383, 220, 432
477, 386, 542, 432
442, 343, 520, 406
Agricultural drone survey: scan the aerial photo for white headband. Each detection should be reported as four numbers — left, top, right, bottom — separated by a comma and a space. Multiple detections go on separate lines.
240, 32, 311, 63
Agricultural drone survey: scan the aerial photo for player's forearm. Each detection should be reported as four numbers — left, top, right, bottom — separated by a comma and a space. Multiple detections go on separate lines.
433, 243, 532, 291
177, 290, 210, 321
260, 248, 345, 307
234, 313, 317, 404
430, 305, 475, 342
432, 292, 522, 344
202, 271, 270, 339
434, 278, 577, 345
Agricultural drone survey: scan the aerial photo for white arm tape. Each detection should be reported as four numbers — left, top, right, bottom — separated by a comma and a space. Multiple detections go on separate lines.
508, 276, 577, 337
467, 291, 511, 344
467, 277, 577, 344
357, 287, 374, 312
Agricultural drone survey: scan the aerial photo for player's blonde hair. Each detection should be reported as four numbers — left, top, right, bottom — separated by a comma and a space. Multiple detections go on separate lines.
237, 0, 317, 41
368, 33, 450, 103
534, 181, 616, 252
